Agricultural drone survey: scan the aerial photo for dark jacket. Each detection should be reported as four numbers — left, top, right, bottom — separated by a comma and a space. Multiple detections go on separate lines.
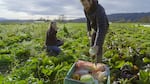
84, 0, 109, 46
45, 27, 57, 46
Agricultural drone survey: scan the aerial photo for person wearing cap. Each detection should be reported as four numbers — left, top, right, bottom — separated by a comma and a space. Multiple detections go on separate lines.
80, 0, 109, 63
45, 21, 64, 56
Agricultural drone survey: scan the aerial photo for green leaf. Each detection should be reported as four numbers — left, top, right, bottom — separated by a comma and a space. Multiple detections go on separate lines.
115, 61, 125, 68
0, 75, 3, 84
104, 50, 114, 58
125, 61, 133, 67
16, 80, 26, 84
143, 57, 150, 63
139, 70, 150, 84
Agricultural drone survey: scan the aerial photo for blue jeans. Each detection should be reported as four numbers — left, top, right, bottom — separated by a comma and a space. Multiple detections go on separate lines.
47, 46, 61, 55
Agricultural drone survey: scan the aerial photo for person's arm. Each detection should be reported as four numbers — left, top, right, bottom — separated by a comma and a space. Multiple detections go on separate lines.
87, 17, 92, 32
45, 30, 49, 46
84, 10, 92, 37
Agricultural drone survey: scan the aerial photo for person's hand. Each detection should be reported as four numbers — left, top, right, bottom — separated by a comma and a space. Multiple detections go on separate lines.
92, 45, 99, 54
89, 45, 99, 56
87, 31, 91, 37
87, 31, 91, 40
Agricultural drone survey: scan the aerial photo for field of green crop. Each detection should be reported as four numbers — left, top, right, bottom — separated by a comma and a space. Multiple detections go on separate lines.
0, 22, 150, 84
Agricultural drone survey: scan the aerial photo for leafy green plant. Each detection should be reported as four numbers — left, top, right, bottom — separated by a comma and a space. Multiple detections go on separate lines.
0, 23, 150, 83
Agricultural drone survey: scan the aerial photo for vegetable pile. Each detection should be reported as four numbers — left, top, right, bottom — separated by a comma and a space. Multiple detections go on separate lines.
72, 60, 109, 84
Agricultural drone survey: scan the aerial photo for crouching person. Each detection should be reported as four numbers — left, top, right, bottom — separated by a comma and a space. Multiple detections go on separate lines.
45, 21, 64, 56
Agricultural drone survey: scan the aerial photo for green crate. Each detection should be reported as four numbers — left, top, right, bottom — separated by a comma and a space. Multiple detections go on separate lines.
64, 63, 110, 84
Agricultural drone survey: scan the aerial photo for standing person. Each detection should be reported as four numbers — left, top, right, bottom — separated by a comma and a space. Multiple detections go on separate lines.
45, 21, 64, 56
80, 0, 109, 63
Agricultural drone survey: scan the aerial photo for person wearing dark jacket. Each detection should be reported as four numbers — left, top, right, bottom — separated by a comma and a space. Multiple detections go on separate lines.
80, 0, 109, 63
45, 21, 63, 55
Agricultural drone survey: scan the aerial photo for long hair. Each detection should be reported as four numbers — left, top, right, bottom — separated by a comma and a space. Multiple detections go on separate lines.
49, 21, 56, 30
48, 21, 57, 35
88, 0, 98, 13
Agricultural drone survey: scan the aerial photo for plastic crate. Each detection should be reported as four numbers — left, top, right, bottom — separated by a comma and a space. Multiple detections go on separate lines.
64, 63, 110, 84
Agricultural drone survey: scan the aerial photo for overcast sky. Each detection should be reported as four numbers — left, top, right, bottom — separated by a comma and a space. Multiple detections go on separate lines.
0, 0, 150, 19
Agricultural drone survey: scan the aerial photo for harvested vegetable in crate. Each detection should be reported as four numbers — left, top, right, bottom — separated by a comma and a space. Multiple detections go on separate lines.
72, 60, 109, 84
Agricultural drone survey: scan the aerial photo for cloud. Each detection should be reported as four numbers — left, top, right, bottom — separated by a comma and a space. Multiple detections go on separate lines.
0, 0, 150, 19
101, 0, 150, 14
1, 0, 83, 16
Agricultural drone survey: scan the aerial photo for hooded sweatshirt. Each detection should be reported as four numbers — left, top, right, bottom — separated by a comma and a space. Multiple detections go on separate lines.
84, 0, 109, 46
45, 27, 57, 46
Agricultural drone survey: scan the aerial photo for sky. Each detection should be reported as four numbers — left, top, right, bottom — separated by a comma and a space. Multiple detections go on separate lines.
0, 0, 150, 20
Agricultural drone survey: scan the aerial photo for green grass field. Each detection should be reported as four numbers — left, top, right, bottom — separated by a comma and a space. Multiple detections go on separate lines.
0, 22, 150, 84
